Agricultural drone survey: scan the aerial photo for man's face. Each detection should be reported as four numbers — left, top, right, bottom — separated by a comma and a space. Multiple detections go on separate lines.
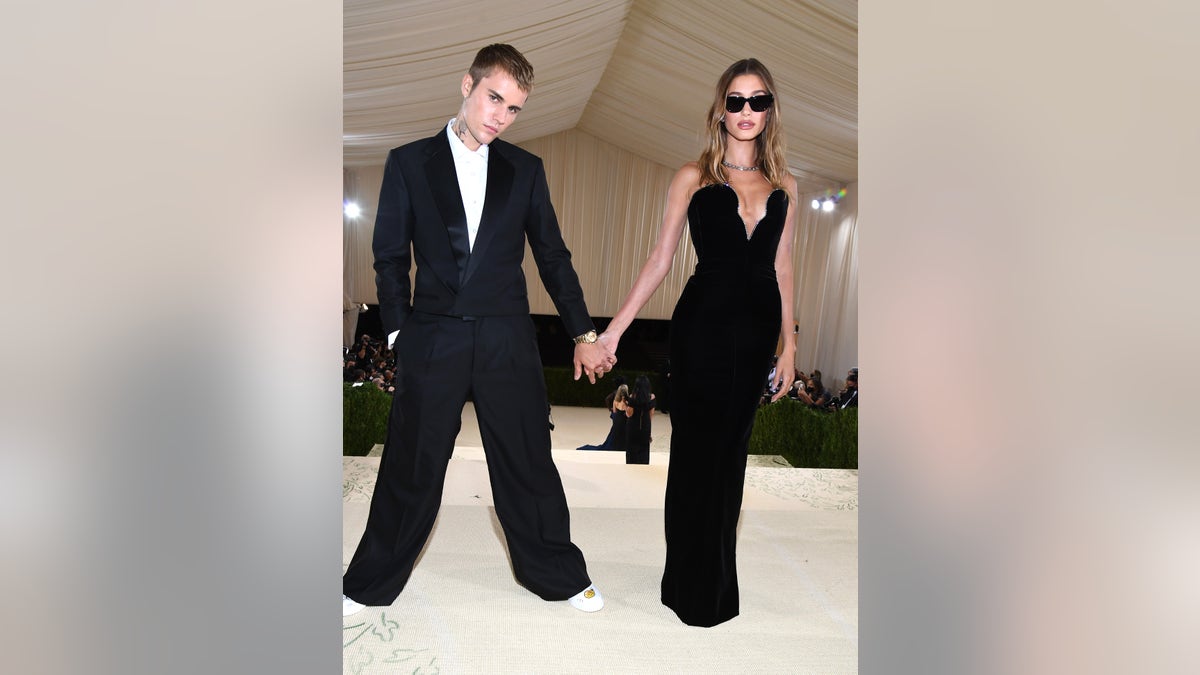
458, 69, 528, 149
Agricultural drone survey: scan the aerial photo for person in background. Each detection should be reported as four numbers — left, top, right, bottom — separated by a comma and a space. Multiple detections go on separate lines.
624, 376, 655, 464
577, 383, 629, 452
805, 369, 832, 409
786, 368, 807, 400
828, 369, 857, 410
603, 375, 628, 413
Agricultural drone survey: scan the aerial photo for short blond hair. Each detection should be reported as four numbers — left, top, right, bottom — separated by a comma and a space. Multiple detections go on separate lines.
468, 43, 534, 93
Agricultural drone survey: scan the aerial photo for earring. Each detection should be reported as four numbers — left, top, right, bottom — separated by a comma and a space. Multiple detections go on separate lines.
719, 115, 725, 122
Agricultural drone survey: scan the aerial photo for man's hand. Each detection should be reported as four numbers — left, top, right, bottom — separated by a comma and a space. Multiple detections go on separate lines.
573, 341, 617, 384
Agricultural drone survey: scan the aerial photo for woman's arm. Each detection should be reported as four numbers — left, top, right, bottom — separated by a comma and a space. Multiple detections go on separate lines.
769, 174, 800, 402
598, 164, 699, 356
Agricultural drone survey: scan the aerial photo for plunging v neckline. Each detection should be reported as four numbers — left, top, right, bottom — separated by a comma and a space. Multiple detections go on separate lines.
723, 183, 782, 240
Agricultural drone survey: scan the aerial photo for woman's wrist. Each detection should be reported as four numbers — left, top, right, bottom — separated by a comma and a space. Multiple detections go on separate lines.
606, 314, 634, 339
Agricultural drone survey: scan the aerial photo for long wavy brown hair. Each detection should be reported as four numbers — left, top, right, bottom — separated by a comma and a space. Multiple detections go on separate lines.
697, 58, 788, 190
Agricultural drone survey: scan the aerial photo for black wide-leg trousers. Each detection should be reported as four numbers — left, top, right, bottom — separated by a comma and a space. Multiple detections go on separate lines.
343, 312, 591, 605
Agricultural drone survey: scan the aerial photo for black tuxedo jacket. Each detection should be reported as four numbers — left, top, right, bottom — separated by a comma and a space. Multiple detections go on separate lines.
372, 128, 594, 340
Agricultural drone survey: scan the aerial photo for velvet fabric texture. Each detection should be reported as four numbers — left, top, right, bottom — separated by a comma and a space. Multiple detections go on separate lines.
661, 183, 786, 627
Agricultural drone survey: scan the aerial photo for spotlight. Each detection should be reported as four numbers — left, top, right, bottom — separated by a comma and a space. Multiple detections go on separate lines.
810, 187, 849, 212
344, 201, 362, 219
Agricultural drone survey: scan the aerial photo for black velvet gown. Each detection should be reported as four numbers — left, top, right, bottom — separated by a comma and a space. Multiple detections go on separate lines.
661, 182, 786, 627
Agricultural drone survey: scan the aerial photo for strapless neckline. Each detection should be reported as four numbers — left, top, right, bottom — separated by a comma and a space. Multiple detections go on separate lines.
713, 183, 784, 240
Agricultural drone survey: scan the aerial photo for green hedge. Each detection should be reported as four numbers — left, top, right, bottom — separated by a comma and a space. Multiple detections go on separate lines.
748, 397, 857, 469
343, 382, 391, 456
344, 373, 856, 468
542, 366, 665, 408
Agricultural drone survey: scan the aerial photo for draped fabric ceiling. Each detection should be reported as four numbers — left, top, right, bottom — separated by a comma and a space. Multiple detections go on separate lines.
343, 0, 858, 377
345, 0, 856, 193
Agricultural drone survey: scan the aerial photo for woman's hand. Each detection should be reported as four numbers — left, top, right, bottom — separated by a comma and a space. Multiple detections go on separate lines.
771, 352, 795, 403
597, 331, 620, 362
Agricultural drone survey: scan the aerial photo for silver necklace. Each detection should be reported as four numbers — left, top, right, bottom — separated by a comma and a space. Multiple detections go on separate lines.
721, 159, 759, 172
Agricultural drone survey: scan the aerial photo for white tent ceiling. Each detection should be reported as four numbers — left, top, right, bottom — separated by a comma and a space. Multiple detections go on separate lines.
345, 0, 857, 195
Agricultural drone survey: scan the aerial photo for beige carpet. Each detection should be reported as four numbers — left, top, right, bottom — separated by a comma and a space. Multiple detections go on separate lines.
344, 406, 858, 674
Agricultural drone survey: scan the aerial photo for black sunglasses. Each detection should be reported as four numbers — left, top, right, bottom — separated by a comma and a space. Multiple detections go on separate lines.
725, 94, 774, 113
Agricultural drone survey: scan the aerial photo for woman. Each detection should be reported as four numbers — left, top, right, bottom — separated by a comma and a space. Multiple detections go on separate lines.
577, 384, 629, 452
806, 369, 832, 408
623, 376, 655, 465
599, 58, 797, 627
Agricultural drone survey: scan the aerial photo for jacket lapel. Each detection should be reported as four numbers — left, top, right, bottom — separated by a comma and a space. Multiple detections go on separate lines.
462, 147, 514, 287
424, 132, 472, 288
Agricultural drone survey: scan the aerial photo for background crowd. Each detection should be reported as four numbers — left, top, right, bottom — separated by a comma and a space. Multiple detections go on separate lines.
345, 332, 854, 416
343, 334, 396, 394
762, 360, 858, 411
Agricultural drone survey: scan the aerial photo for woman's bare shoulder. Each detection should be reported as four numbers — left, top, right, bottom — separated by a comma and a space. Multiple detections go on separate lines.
673, 162, 705, 200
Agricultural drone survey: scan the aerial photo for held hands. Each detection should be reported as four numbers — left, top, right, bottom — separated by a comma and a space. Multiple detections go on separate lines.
572, 330, 622, 385
770, 351, 795, 403
573, 340, 618, 385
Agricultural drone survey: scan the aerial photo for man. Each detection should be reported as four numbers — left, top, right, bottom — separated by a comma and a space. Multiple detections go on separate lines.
828, 369, 858, 410
343, 44, 615, 617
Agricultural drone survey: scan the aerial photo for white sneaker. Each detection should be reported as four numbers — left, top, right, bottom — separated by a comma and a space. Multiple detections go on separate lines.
567, 584, 604, 612
343, 594, 366, 617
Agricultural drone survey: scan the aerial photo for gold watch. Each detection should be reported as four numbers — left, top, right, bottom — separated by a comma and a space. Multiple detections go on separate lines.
573, 330, 598, 345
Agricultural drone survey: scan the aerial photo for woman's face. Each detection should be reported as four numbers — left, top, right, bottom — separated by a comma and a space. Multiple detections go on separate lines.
723, 73, 770, 142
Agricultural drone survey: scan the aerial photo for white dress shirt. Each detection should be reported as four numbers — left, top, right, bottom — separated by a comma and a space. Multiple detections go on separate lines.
389, 120, 489, 350
446, 118, 489, 251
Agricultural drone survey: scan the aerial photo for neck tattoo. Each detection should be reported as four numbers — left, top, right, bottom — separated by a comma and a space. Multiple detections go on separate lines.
721, 159, 759, 172
454, 118, 472, 143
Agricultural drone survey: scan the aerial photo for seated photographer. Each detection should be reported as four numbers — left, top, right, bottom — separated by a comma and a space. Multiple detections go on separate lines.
788, 369, 811, 402
827, 370, 858, 410
804, 369, 833, 409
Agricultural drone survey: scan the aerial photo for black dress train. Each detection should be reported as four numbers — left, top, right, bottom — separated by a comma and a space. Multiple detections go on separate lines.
577, 409, 627, 452
661, 182, 786, 627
